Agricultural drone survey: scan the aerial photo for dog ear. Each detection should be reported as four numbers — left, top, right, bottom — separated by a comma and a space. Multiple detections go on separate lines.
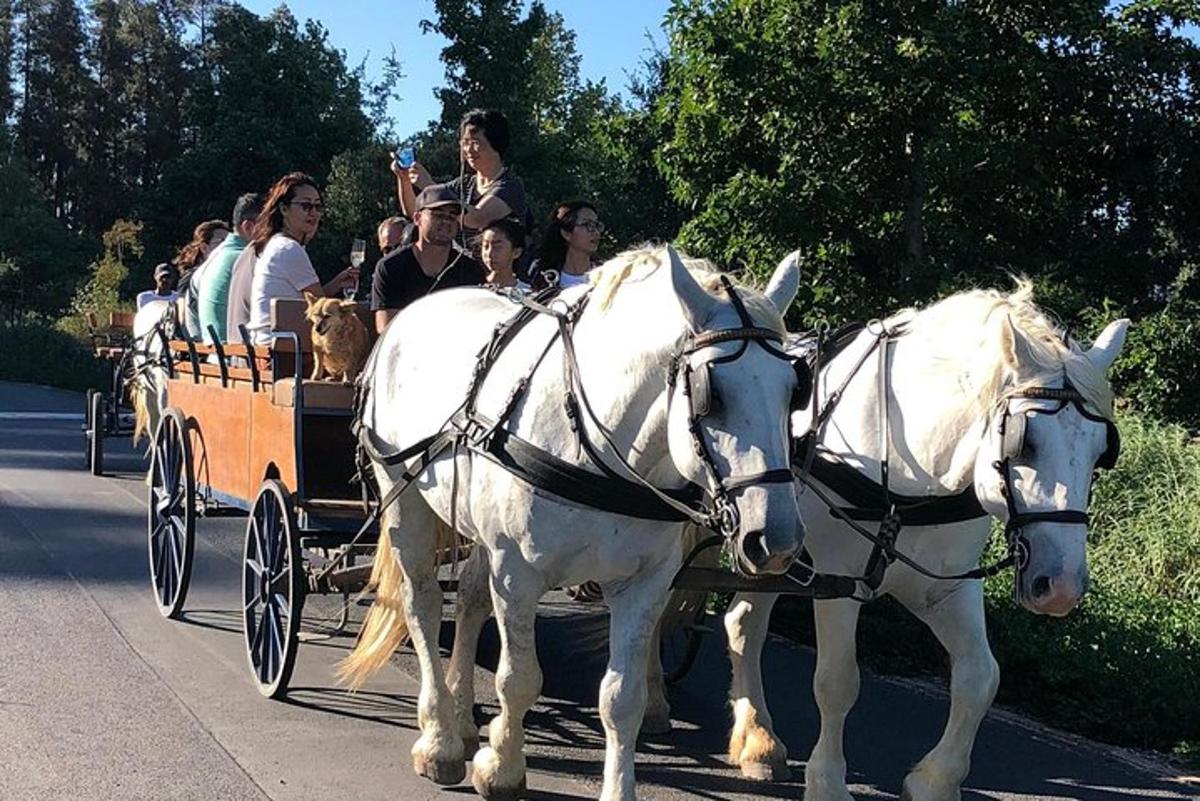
339, 300, 358, 313
304, 290, 320, 308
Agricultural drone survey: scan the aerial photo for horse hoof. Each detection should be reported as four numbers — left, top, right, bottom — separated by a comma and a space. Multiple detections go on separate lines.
413, 753, 466, 786
741, 759, 791, 782
473, 773, 526, 800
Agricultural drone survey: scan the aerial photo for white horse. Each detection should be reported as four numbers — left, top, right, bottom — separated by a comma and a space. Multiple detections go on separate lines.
341, 246, 806, 801
711, 284, 1128, 801
130, 299, 176, 446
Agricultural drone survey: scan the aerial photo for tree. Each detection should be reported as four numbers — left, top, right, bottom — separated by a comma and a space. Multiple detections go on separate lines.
656, 0, 1200, 327
15, 0, 93, 220
0, 0, 14, 122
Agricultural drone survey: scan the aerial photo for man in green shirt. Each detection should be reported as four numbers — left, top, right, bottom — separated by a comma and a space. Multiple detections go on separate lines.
198, 193, 262, 344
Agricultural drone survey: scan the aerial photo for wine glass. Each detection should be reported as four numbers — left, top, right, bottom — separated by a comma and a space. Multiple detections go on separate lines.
347, 238, 366, 299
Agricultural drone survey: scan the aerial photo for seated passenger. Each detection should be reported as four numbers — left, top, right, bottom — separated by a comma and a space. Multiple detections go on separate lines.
370, 185, 486, 335
478, 217, 527, 290
529, 201, 604, 291
176, 219, 231, 339
197, 193, 262, 344
245, 173, 359, 346
136, 263, 179, 309
377, 215, 414, 257
393, 109, 535, 262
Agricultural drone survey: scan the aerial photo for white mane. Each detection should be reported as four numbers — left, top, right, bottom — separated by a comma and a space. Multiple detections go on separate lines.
590, 245, 786, 334
888, 279, 1115, 419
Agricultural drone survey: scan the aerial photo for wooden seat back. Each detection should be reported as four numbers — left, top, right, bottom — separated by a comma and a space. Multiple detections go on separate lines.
269, 297, 376, 381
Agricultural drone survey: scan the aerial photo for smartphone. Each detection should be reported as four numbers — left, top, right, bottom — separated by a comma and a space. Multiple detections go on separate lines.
396, 147, 416, 169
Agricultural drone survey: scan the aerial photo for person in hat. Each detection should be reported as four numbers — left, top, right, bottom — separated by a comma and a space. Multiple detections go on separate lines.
136, 263, 180, 309
370, 183, 485, 334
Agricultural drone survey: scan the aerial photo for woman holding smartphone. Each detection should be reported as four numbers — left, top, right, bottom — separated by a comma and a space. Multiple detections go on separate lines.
392, 108, 534, 258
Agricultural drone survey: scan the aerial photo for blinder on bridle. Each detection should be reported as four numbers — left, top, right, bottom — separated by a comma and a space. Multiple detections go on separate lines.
998, 386, 1120, 471
668, 275, 807, 545
993, 382, 1120, 578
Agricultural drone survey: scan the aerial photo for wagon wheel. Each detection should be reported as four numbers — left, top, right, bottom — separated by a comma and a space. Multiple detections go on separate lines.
89, 390, 106, 476
147, 408, 196, 618
83, 389, 96, 467
242, 479, 305, 699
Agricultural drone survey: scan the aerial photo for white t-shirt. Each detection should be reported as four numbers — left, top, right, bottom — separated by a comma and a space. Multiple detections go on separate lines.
137, 290, 179, 309
247, 234, 320, 346
225, 245, 258, 343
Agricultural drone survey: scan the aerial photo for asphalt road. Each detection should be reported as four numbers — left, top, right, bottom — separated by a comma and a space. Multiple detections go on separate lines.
0, 380, 1195, 801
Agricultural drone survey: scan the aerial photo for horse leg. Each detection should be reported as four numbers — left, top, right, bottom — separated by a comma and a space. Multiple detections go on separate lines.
894, 579, 998, 801
447, 543, 492, 759
642, 609, 671, 735
393, 500, 466, 785
472, 552, 543, 801
804, 598, 862, 801
725, 592, 789, 780
599, 562, 674, 801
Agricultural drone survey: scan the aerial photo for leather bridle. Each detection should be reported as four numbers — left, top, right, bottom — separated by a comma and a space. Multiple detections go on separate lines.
992, 384, 1120, 578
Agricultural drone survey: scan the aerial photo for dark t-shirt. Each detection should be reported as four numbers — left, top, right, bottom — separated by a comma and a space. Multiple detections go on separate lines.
369, 245, 486, 313
447, 170, 534, 243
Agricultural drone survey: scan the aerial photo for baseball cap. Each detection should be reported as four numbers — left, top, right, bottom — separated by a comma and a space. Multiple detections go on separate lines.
153, 262, 175, 280
415, 184, 465, 213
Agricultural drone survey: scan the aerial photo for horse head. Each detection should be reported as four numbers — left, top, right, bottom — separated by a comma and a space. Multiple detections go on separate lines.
973, 306, 1129, 616
660, 247, 804, 575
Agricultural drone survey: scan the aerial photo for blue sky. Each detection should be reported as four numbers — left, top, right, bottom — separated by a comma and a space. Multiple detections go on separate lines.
237, 1, 673, 140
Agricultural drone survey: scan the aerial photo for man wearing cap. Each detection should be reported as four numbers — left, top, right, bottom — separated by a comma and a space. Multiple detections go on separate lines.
136, 263, 180, 309
370, 184, 486, 334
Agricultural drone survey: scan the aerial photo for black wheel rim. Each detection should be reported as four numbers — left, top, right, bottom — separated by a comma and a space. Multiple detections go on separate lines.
147, 412, 193, 617
243, 483, 300, 697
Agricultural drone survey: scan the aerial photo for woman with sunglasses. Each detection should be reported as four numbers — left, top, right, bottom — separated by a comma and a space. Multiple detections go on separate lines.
245, 172, 358, 346
529, 200, 605, 291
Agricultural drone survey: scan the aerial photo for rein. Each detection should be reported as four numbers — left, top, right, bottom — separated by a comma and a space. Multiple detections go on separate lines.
791, 323, 1118, 599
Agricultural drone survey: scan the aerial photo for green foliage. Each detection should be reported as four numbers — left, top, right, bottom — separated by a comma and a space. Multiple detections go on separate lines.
60, 218, 139, 337
314, 143, 400, 278
1107, 298, 1200, 430
658, 0, 1200, 330
0, 144, 97, 319
0, 319, 105, 391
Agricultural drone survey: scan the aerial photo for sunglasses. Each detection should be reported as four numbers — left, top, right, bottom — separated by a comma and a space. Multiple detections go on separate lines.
289, 200, 324, 215
574, 219, 605, 235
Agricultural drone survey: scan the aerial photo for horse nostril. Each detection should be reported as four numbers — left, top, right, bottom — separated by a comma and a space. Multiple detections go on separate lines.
1031, 575, 1053, 599
738, 530, 768, 569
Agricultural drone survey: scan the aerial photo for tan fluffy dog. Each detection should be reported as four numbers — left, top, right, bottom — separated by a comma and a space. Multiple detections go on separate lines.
304, 292, 369, 382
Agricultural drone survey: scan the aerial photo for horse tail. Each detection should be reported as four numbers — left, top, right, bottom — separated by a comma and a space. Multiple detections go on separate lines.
131, 377, 150, 445
338, 508, 410, 689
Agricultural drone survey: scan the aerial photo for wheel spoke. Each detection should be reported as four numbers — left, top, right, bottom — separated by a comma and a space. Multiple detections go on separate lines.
245, 556, 267, 578
169, 518, 186, 580
272, 591, 291, 622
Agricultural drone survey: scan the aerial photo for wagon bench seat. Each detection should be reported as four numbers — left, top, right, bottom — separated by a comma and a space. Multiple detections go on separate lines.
271, 377, 356, 410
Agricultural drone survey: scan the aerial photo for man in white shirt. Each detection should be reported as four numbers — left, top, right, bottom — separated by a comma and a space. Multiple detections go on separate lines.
136, 263, 179, 309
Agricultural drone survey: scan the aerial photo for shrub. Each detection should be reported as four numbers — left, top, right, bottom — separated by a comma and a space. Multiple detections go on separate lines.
0, 320, 106, 392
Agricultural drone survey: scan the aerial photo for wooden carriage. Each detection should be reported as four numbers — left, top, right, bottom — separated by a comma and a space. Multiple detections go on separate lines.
83, 309, 137, 475
147, 299, 378, 697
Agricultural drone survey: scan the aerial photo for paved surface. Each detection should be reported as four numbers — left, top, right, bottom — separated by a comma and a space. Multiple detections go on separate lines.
0, 379, 1195, 801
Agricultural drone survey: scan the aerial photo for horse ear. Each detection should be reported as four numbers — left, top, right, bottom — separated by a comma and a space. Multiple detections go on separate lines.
999, 313, 1034, 371
764, 250, 801, 316
1086, 318, 1130, 373
666, 245, 715, 332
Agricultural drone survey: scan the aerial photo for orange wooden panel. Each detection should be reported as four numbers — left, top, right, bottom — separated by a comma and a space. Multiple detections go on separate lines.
249, 390, 298, 495
165, 377, 253, 504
